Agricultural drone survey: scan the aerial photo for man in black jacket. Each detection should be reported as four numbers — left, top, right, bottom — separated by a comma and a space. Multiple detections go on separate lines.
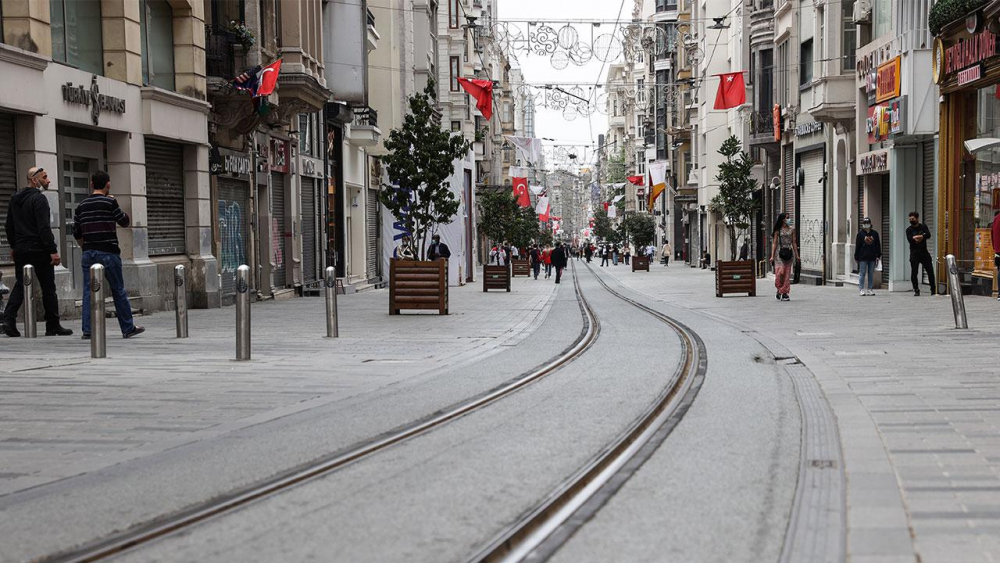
551, 242, 568, 284
905, 211, 937, 296
427, 234, 451, 261
854, 217, 881, 296
2, 167, 72, 336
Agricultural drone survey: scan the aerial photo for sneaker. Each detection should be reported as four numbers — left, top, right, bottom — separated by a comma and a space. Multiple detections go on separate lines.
781, 294, 790, 301
1, 323, 20, 338
123, 326, 145, 339
866, 289, 875, 296
776, 292, 781, 301
859, 289, 865, 297
914, 290, 921, 297
45, 325, 73, 336
81, 333, 91, 340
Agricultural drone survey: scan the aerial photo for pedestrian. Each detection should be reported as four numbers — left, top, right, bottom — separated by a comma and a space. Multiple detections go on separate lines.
529, 245, 542, 279
646, 244, 655, 263
2, 166, 72, 337
993, 210, 1000, 300
427, 234, 451, 261
612, 244, 619, 265
585, 244, 593, 263
393, 235, 415, 260
661, 240, 672, 266
600, 245, 610, 267
624, 247, 631, 265
552, 242, 568, 284
75, 171, 144, 339
905, 211, 937, 296
739, 238, 750, 261
511, 245, 519, 260
543, 245, 552, 278
769, 212, 799, 302
853, 217, 881, 297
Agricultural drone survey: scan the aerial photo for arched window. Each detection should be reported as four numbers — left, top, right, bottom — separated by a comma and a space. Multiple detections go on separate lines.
140, 0, 175, 90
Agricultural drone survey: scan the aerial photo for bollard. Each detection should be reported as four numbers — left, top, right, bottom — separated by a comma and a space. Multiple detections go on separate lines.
324, 266, 339, 338
174, 265, 188, 338
22, 265, 36, 338
235, 265, 251, 360
90, 264, 106, 358
945, 254, 968, 329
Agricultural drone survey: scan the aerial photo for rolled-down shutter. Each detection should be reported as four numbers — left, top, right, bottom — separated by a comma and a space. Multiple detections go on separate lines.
0, 114, 16, 264
922, 139, 936, 285
798, 150, 824, 276
783, 145, 794, 214
301, 177, 317, 284
145, 138, 186, 255
217, 178, 250, 302
854, 176, 865, 274
881, 178, 891, 279
366, 188, 379, 281
271, 172, 287, 288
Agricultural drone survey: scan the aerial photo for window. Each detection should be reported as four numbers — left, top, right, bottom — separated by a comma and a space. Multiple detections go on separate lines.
503, 102, 512, 123
776, 40, 788, 107
449, 0, 459, 28
800, 39, 813, 86
637, 78, 645, 104
50, 0, 103, 75
873, 0, 891, 39
140, 0, 175, 90
636, 153, 645, 174
759, 49, 773, 111
451, 121, 461, 132
842, 1, 857, 71
300, 114, 322, 157
450, 56, 460, 91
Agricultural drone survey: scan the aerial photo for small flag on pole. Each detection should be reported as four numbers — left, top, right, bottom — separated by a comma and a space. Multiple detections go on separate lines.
714, 72, 746, 110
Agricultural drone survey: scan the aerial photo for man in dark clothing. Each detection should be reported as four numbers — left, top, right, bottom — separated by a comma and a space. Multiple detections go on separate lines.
74, 171, 143, 339
905, 211, 937, 296
529, 245, 542, 279
2, 167, 72, 337
993, 211, 1000, 300
427, 234, 451, 261
551, 242, 568, 284
600, 245, 610, 267
584, 244, 593, 263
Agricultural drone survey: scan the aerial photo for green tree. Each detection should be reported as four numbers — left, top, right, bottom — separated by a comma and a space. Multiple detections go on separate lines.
593, 209, 619, 244
710, 136, 758, 261
477, 190, 519, 246
604, 147, 628, 184
380, 79, 471, 260
619, 212, 655, 251
510, 207, 541, 250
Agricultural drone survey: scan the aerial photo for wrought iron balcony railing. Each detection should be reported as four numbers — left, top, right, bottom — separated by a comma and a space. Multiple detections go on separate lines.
353, 106, 378, 128
205, 26, 244, 80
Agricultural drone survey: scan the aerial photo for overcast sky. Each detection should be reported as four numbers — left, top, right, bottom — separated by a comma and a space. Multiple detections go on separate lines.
497, 0, 630, 168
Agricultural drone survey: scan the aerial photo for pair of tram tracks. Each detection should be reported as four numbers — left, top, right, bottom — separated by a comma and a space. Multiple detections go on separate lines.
44, 262, 706, 563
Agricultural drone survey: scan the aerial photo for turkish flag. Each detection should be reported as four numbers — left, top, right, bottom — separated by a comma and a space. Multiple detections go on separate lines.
539, 204, 551, 222
257, 59, 282, 97
627, 175, 644, 186
512, 177, 530, 207
714, 72, 746, 110
603, 202, 610, 211
458, 78, 494, 120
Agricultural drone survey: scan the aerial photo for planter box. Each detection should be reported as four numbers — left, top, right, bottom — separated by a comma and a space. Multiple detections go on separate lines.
511, 259, 530, 277
389, 259, 448, 315
483, 264, 511, 292
632, 255, 651, 272
715, 260, 756, 297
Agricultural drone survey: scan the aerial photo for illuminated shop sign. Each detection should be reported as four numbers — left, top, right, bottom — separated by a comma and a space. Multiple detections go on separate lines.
866, 97, 905, 143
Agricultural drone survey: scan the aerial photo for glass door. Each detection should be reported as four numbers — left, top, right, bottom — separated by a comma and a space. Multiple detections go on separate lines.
62, 156, 94, 289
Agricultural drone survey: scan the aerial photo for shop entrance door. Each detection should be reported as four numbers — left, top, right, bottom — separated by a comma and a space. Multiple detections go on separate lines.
57, 136, 105, 291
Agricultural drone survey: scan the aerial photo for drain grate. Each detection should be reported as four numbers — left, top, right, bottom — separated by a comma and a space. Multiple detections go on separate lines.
809, 459, 837, 469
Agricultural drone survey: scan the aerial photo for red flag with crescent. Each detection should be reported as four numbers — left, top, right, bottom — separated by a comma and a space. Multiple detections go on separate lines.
512, 177, 530, 207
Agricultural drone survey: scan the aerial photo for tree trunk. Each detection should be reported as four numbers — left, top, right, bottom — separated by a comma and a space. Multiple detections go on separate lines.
728, 225, 738, 261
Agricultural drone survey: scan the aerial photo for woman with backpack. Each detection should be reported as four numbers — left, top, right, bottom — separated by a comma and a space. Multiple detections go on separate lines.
769, 213, 800, 302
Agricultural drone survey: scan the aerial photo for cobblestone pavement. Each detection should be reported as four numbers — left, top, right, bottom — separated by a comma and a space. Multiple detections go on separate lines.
599, 262, 1000, 563
0, 275, 556, 498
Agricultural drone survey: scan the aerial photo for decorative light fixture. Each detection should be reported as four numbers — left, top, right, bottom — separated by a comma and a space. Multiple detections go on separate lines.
708, 17, 729, 30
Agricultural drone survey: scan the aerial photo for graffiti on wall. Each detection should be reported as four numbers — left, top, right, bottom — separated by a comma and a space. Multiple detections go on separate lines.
218, 201, 246, 274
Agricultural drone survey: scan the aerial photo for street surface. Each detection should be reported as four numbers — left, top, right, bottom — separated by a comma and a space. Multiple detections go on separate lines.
1, 262, 998, 562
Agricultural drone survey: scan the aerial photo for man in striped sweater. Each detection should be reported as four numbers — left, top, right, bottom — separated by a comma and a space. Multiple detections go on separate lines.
73, 171, 144, 339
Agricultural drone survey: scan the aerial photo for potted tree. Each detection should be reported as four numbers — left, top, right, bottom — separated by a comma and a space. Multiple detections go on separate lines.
710, 136, 758, 297
477, 190, 518, 290
620, 213, 655, 272
509, 206, 539, 277
381, 80, 471, 314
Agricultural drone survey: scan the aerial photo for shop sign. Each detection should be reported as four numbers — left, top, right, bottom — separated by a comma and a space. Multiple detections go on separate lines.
857, 149, 890, 175
795, 121, 822, 137
875, 57, 901, 103
61, 75, 126, 126
270, 139, 289, 173
772, 104, 782, 142
974, 228, 994, 275
957, 64, 982, 85
301, 156, 323, 179
866, 97, 905, 143
210, 147, 253, 179
941, 30, 999, 80
857, 35, 901, 94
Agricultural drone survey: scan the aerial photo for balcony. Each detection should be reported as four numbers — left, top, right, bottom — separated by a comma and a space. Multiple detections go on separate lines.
205, 26, 246, 83
609, 114, 626, 128
347, 106, 381, 147
805, 75, 855, 123
366, 9, 379, 52
748, 110, 778, 146
749, 5, 775, 49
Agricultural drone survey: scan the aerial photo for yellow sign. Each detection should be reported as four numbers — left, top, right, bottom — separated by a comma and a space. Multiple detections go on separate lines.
932, 37, 945, 84
876, 57, 901, 103
974, 228, 994, 276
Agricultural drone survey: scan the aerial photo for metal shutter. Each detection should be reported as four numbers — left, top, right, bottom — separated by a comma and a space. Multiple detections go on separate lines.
881, 177, 891, 279
145, 138, 186, 255
0, 114, 15, 264
217, 178, 250, 302
783, 146, 794, 214
271, 171, 287, 287
366, 188, 379, 281
922, 139, 936, 284
798, 150, 824, 275
855, 176, 865, 274
301, 177, 317, 284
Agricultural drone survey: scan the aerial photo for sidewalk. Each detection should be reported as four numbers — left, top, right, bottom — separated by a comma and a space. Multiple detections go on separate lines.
0, 274, 558, 498
600, 262, 1000, 563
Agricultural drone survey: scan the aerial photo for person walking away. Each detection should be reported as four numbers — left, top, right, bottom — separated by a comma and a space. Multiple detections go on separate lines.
74, 171, 144, 339
612, 244, 619, 265
543, 246, 552, 278
854, 217, 881, 296
739, 238, 750, 261
552, 242, 568, 284
769, 213, 799, 301
646, 244, 655, 263
661, 240, 672, 266
624, 247, 631, 265
427, 234, 451, 261
2, 167, 72, 337
585, 244, 593, 263
905, 211, 936, 296
600, 245, 610, 267
992, 210, 1000, 300
529, 245, 542, 279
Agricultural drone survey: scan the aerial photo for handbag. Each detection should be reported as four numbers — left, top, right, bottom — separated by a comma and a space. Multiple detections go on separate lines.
778, 247, 793, 261
874, 258, 883, 272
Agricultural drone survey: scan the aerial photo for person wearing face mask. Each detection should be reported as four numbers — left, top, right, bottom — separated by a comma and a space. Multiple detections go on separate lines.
905, 211, 937, 296
769, 212, 800, 301
854, 217, 881, 296
2, 167, 72, 337
992, 210, 1000, 300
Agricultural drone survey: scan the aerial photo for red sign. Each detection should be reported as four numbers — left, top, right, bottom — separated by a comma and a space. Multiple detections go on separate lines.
773, 104, 781, 142
945, 30, 998, 75
866, 98, 904, 143
958, 64, 983, 86
270, 138, 288, 173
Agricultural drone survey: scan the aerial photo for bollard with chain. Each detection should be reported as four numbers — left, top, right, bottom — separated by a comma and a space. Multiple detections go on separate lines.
325, 266, 338, 338
90, 264, 106, 358
22, 265, 36, 338
235, 265, 251, 360
174, 265, 188, 338
945, 254, 968, 329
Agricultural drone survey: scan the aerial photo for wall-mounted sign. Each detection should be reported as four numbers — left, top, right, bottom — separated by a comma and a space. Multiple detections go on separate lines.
958, 64, 983, 85
857, 35, 901, 92
773, 104, 782, 142
300, 156, 323, 179
858, 149, 890, 175
795, 121, 822, 137
866, 97, 905, 143
210, 146, 253, 179
942, 30, 998, 81
270, 138, 289, 173
875, 57, 901, 103
61, 75, 126, 126
932, 37, 945, 84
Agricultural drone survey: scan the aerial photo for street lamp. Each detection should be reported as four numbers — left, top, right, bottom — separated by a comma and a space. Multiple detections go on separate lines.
708, 17, 729, 30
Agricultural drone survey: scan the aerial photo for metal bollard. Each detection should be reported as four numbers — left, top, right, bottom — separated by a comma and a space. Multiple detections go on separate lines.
235, 265, 251, 360
22, 265, 36, 338
174, 265, 188, 338
324, 266, 339, 338
90, 264, 106, 358
945, 254, 968, 329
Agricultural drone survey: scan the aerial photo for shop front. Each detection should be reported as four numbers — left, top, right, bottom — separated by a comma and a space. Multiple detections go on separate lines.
935, 14, 1000, 297
211, 146, 254, 305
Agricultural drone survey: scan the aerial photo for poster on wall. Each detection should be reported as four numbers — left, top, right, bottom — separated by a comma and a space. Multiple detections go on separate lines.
974, 228, 994, 277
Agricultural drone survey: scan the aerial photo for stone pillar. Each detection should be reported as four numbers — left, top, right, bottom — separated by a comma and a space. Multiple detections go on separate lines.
108, 133, 159, 308
183, 143, 220, 308
1, 0, 51, 55
889, 145, 922, 292
101, 0, 143, 86
171, 0, 207, 101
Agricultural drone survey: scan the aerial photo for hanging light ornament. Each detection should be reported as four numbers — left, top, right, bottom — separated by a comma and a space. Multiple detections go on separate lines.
557, 25, 579, 50
551, 51, 570, 70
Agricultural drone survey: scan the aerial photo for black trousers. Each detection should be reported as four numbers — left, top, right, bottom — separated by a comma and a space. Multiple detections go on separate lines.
910, 252, 937, 294
3, 250, 60, 326
555, 266, 564, 284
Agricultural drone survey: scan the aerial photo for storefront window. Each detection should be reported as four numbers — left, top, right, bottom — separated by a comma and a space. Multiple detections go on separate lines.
967, 86, 1000, 275
50, 0, 103, 75
140, 0, 176, 90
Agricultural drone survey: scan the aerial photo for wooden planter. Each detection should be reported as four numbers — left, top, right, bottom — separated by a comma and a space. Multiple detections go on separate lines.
510, 259, 530, 277
632, 255, 651, 272
715, 260, 756, 297
483, 264, 511, 292
389, 259, 448, 315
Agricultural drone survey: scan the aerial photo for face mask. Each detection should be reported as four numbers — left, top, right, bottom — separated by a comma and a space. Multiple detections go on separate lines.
785, 219, 793, 227
862, 225, 871, 231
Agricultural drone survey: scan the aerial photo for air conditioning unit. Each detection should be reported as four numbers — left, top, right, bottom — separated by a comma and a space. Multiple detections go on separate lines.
853, 0, 871, 23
